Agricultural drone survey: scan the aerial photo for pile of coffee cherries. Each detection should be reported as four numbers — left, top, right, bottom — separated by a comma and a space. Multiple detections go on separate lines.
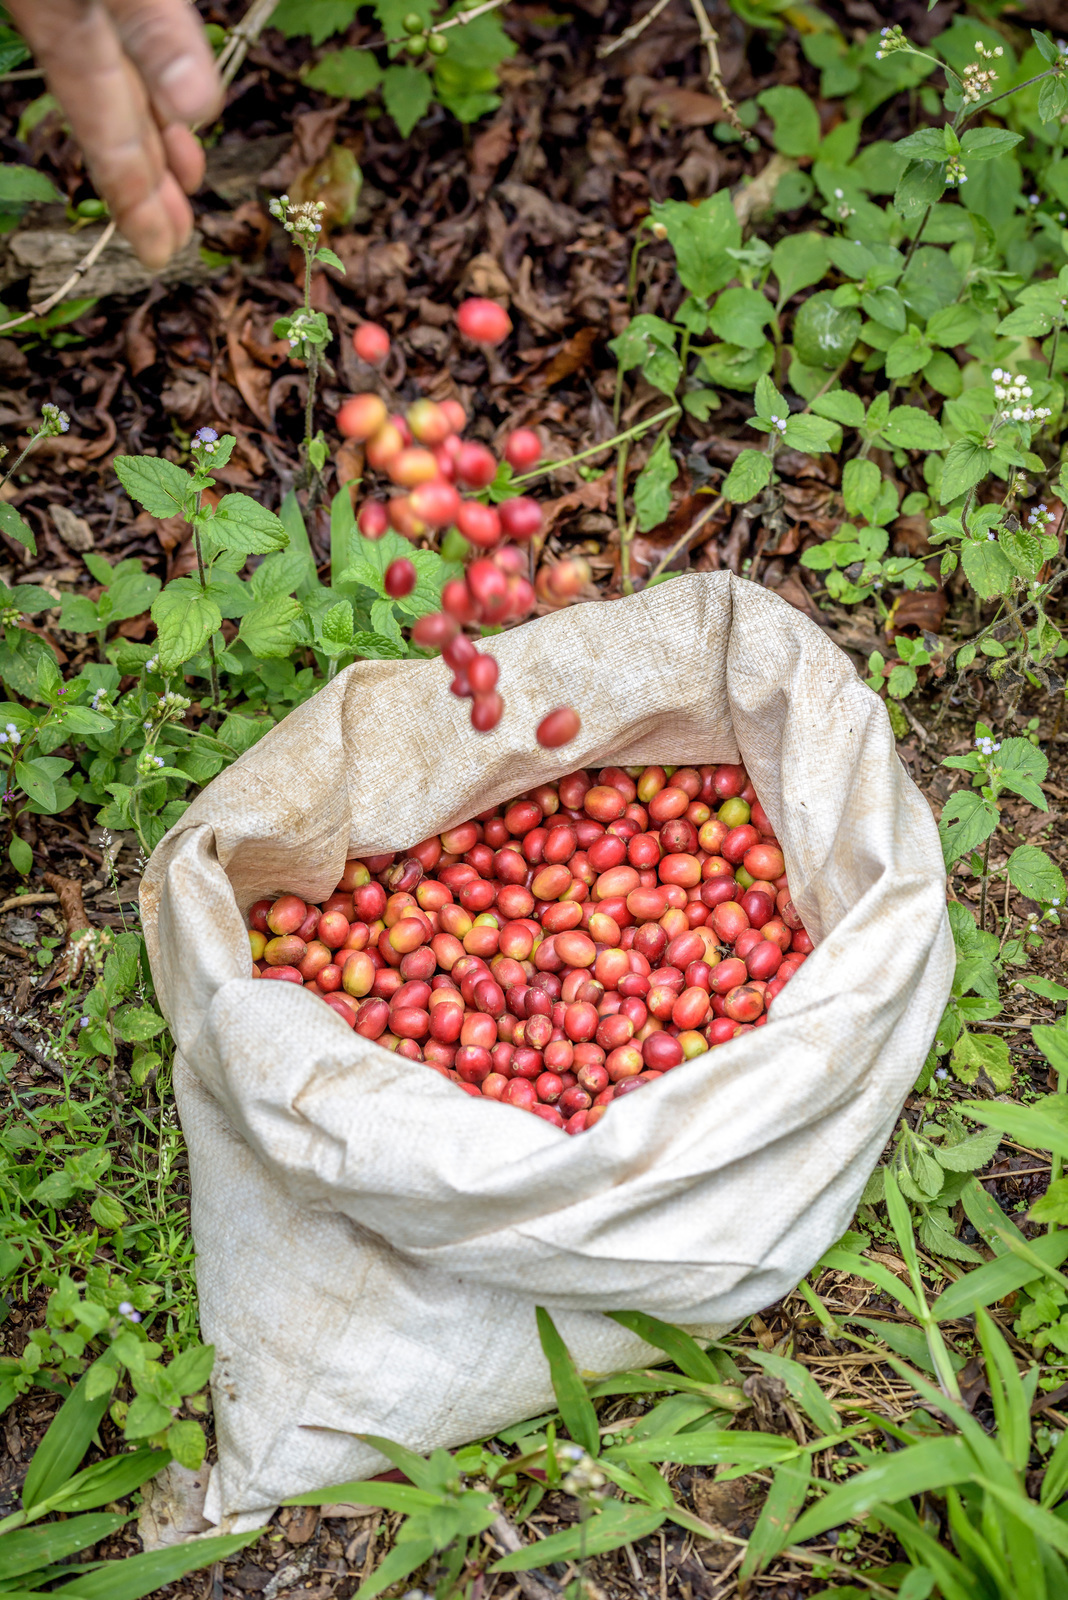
247, 763, 812, 1135
336, 300, 581, 747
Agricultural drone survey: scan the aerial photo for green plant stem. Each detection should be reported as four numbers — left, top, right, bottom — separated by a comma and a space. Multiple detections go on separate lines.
960, 67, 1060, 126
979, 829, 994, 934
512, 404, 680, 488
190, 498, 220, 716
1048, 318, 1062, 381
0, 427, 44, 494
617, 441, 633, 595
645, 495, 724, 585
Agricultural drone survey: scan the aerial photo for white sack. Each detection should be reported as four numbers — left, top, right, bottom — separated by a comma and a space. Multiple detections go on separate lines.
141, 571, 954, 1529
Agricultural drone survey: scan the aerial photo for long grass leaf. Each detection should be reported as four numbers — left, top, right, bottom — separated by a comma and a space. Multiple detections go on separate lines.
43, 1448, 169, 1515
354, 1537, 436, 1600
962, 1097, 1068, 1160
285, 1480, 439, 1512
608, 1431, 797, 1468
490, 1503, 666, 1570
0, 1513, 126, 1582
535, 1308, 600, 1458
50, 1529, 261, 1600
788, 1435, 975, 1544
606, 1312, 720, 1384
930, 1230, 1068, 1322
21, 1362, 114, 1513
818, 1248, 921, 1318
738, 1457, 809, 1582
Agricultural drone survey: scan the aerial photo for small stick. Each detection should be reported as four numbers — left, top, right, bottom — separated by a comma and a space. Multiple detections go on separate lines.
0, 892, 58, 913
645, 496, 724, 585
688, 0, 745, 135
598, 0, 674, 59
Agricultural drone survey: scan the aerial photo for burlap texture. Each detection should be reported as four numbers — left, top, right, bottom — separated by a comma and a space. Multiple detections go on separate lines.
141, 572, 953, 1528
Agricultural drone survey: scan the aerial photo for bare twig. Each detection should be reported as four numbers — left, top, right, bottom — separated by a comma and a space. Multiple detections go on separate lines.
214, 0, 281, 86
5, 1026, 63, 1072
598, 0, 674, 59
488, 1515, 561, 1600
687, 0, 744, 134
0, 892, 58, 914
0, 221, 117, 338
645, 495, 724, 585
899, 699, 932, 748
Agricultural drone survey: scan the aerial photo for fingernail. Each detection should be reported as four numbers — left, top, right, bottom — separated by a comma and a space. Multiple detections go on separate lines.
158, 54, 215, 122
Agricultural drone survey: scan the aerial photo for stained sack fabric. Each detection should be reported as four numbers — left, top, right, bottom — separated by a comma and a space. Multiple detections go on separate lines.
141, 572, 954, 1530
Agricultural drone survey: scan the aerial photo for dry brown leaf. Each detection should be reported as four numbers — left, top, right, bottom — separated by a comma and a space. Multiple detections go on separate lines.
531, 326, 598, 389
733, 153, 799, 228
770, 571, 825, 626
511, 257, 568, 334
49, 504, 94, 552
227, 304, 272, 427
42, 872, 91, 986
460, 251, 511, 301
886, 588, 948, 641
642, 86, 727, 127
471, 117, 514, 178
540, 471, 613, 535
892, 512, 932, 556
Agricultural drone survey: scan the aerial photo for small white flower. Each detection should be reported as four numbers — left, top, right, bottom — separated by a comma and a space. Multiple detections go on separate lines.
936, 1067, 948, 1080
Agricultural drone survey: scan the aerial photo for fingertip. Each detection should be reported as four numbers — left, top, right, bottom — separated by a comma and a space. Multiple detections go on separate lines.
117, 179, 191, 270
162, 122, 205, 195
156, 51, 223, 126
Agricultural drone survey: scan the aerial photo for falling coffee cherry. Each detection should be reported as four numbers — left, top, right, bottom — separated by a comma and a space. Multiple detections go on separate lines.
384, 558, 416, 599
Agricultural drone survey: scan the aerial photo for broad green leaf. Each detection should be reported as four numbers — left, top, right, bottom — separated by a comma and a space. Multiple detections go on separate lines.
607, 315, 680, 394
22, 1360, 114, 1512
649, 192, 741, 299
8, 835, 31, 877
1007, 845, 1065, 905
895, 128, 952, 161
382, 64, 433, 136
211, 494, 288, 555
238, 595, 303, 659
881, 406, 947, 450
166, 1419, 207, 1470
938, 790, 998, 867
113, 1005, 166, 1042
925, 303, 981, 347
885, 327, 932, 380
535, 1307, 600, 1457
151, 582, 221, 669
709, 287, 773, 349
278, 490, 319, 597
811, 390, 865, 428
772, 232, 830, 307
490, 1501, 667, 1570
792, 291, 860, 368
1033, 1025, 1068, 1083
959, 127, 1023, 162
304, 46, 383, 98
268, 0, 358, 43
757, 86, 821, 157
113, 456, 191, 519
0, 163, 61, 206
722, 448, 771, 503
950, 1029, 1011, 1091
781, 414, 837, 454
633, 431, 677, 532
961, 537, 1014, 599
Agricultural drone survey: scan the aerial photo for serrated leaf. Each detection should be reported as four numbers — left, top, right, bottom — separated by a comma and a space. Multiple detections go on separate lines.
1007, 845, 1065, 905
649, 192, 741, 300
211, 494, 288, 555
722, 449, 771, 504
959, 127, 1023, 162
0, 503, 35, 554
811, 390, 865, 427
938, 789, 998, 868
304, 46, 383, 99
114, 455, 191, 519
151, 583, 221, 670
882, 405, 947, 449
961, 537, 1014, 599
114, 1005, 167, 1042
895, 128, 952, 161
781, 413, 837, 453
633, 430, 677, 532
237, 595, 303, 659
772, 232, 831, 308
951, 1029, 1012, 1091
709, 286, 773, 349
382, 64, 433, 136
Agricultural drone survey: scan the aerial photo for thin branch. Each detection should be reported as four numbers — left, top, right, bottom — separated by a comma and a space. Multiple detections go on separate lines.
215, 0, 282, 86
0, 220, 117, 338
598, 0, 673, 60
688, 0, 744, 135
645, 495, 725, 584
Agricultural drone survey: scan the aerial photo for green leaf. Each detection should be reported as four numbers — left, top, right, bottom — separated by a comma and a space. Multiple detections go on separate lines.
0, 503, 35, 554
894, 159, 946, 219
1034, 1025, 1068, 1082
166, 1418, 207, 1470
950, 1029, 1011, 1092
789, 1436, 975, 1545
22, 1360, 114, 1511
925, 302, 981, 348
354, 1537, 437, 1600
722, 449, 771, 504
113, 1005, 167, 1042
738, 1456, 809, 1581
895, 128, 952, 161
1007, 845, 1065, 905
0, 163, 62, 206
210, 494, 288, 555
8, 835, 31, 876
278, 490, 319, 598
271, 0, 358, 43
1032, 29, 1061, 64
151, 582, 221, 670
113, 456, 191, 520
491, 1501, 667, 1571
0, 1511, 127, 1581
963, 1094, 1068, 1161
606, 1311, 721, 1385
961, 537, 1014, 599
165, 1342, 215, 1399
382, 64, 433, 136
238, 595, 303, 659
757, 86, 821, 157
958, 127, 1023, 162
746, 1350, 839, 1436
792, 291, 861, 369
885, 326, 932, 380
649, 192, 741, 300
14, 759, 56, 812
772, 232, 831, 308
89, 1192, 125, 1230
535, 1307, 600, 1457
709, 287, 773, 349
633, 431, 677, 532
881, 406, 947, 450
938, 790, 998, 867
1029, 1177, 1068, 1225
781, 414, 837, 454
811, 390, 865, 428
52, 1529, 262, 1600
305, 46, 383, 98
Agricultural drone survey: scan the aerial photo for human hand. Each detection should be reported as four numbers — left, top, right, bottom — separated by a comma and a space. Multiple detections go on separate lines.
7, 0, 222, 270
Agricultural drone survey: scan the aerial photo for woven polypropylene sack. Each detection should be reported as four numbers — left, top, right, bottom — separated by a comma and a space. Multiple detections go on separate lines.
141, 572, 953, 1529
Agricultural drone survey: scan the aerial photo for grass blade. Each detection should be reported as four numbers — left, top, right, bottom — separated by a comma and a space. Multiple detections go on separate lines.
490, 1502, 666, 1570
930, 1229, 1068, 1321
818, 1247, 921, 1318
787, 1435, 975, 1544
0, 1513, 126, 1582
354, 1538, 436, 1600
21, 1361, 114, 1513
43, 1448, 169, 1515
606, 1311, 721, 1384
738, 1456, 810, 1583
609, 1431, 797, 1468
535, 1307, 600, 1457
745, 1350, 839, 1436
50, 1529, 261, 1600
285, 1479, 439, 1512
962, 1097, 1068, 1160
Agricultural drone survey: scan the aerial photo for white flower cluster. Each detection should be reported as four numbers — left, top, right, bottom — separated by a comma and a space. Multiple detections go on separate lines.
90, 687, 108, 710
39, 403, 70, 436
137, 750, 166, 774
286, 309, 320, 349
557, 1442, 607, 1498
832, 186, 854, 219
975, 733, 1001, 756
117, 1300, 142, 1323
961, 40, 1002, 104
145, 655, 159, 673
768, 412, 788, 434
945, 155, 967, 187
194, 426, 219, 454
991, 369, 1051, 424
874, 24, 908, 59
1028, 502, 1055, 527
269, 195, 326, 242
0, 723, 21, 745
